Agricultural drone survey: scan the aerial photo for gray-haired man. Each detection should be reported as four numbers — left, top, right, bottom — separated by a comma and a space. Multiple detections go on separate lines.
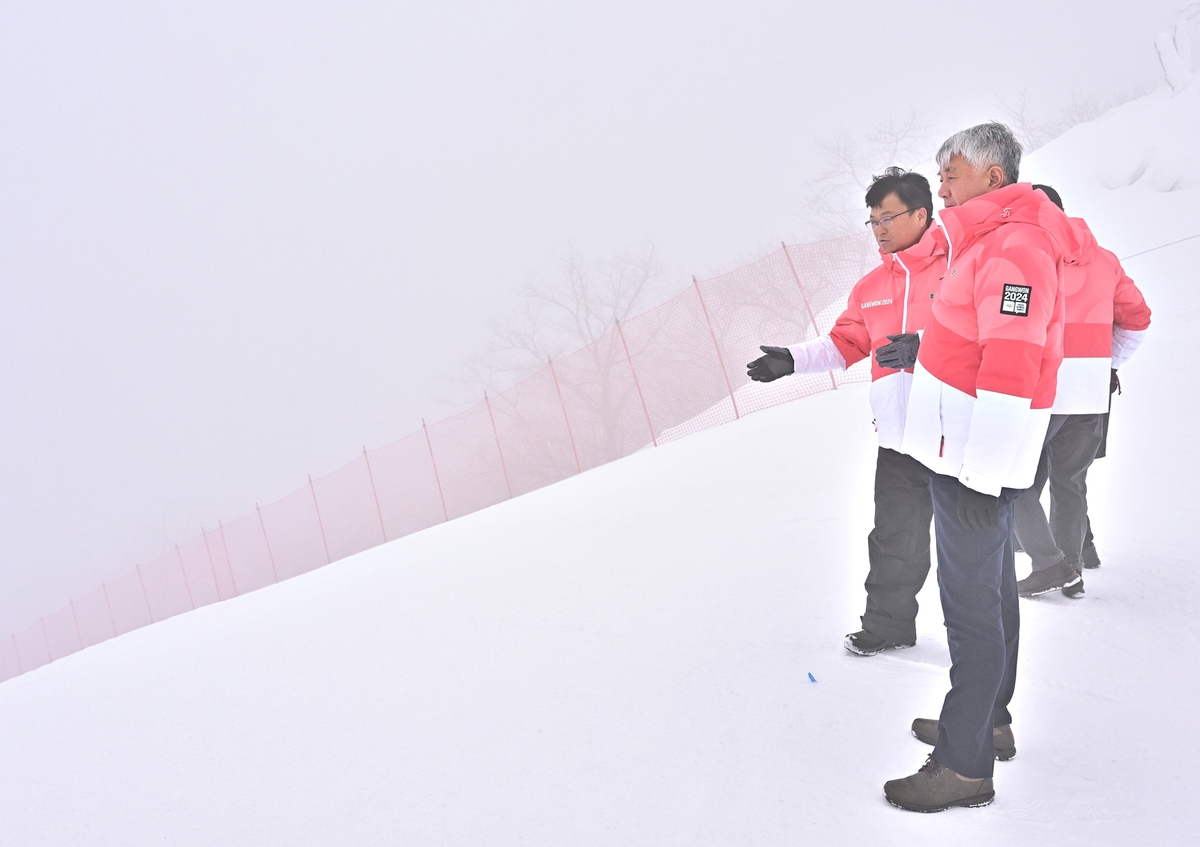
883, 123, 1077, 812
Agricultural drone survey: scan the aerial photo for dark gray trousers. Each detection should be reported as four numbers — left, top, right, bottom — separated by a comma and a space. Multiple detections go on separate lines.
928, 472, 1021, 780
1013, 413, 1105, 572
861, 447, 934, 644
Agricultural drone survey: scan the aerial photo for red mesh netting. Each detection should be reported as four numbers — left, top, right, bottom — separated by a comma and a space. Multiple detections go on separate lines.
2, 233, 878, 682
311, 455, 389, 562
139, 552, 196, 624
365, 432, 446, 541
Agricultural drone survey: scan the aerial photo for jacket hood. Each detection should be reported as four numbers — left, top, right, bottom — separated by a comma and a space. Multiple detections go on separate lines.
1068, 216, 1100, 265
936, 182, 1082, 267
878, 222, 947, 275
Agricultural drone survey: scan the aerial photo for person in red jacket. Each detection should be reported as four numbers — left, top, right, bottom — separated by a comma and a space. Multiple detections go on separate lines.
1013, 186, 1152, 598
884, 123, 1078, 813
747, 167, 946, 656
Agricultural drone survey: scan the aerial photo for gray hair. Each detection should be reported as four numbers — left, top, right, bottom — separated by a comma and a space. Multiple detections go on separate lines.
935, 122, 1022, 185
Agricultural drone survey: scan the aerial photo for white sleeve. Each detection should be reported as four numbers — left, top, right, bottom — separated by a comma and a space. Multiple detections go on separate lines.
785, 336, 848, 374
958, 389, 1034, 496
1111, 326, 1146, 368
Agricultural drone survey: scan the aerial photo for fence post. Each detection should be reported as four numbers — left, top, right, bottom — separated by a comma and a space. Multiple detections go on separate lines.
176, 545, 196, 610
782, 241, 837, 390
363, 447, 389, 543
483, 392, 514, 499
70, 600, 83, 649
218, 520, 240, 597
616, 319, 657, 447
203, 527, 228, 600
693, 276, 740, 419
256, 504, 280, 582
549, 358, 583, 474
136, 564, 155, 623
102, 582, 116, 637
423, 418, 450, 522
309, 475, 333, 565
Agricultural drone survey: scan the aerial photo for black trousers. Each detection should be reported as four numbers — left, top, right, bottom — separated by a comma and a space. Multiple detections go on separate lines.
929, 473, 1021, 780
861, 447, 934, 644
1013, 413, 1105, 572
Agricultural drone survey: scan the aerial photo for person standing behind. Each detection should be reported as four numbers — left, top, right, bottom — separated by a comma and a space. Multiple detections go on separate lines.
884, 123, 1077, 812
747, 168, 945, 656
1013, 185, 1152, 598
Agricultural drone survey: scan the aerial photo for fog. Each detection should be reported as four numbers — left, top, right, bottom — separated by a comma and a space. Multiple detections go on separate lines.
0, 1, 1186, 634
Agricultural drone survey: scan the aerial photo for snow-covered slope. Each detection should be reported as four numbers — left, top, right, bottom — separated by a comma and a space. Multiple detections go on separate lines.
0, 89, 1197, 845
1022, 79, 1200, 256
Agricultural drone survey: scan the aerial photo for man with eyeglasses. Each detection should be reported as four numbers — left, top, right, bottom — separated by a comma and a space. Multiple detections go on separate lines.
884, 123, 1077, 812
747, 167, 945, 657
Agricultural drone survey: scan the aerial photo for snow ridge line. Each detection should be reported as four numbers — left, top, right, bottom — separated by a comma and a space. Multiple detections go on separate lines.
1120, 232, 1200, 261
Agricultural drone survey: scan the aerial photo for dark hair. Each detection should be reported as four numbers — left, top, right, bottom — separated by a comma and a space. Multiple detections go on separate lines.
1032, 183, 1064, 211
865, 167, 933, 223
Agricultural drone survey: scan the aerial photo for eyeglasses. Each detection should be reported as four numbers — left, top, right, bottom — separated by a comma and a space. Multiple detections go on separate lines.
865, 208, 919, 230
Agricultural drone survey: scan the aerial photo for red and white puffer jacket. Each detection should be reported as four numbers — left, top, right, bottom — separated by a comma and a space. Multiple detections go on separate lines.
786, 225, 947, 450
899, 183, 1079, 495
1052, 216, 1152, 414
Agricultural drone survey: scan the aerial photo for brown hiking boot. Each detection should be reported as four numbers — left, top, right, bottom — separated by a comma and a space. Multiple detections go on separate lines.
1017, 560, 1082, 597
884, 755, 995, 812
911, 718, 1016, 761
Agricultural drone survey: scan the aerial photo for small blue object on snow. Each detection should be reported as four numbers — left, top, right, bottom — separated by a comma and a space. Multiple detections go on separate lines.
807, 672, 817, 683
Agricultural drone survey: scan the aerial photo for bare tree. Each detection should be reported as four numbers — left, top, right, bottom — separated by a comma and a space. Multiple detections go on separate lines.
447, 244, 677, 400
997, 84, 1153, 154
799, 108, 937, 239
441, 244, 684, 464
994, 89, 1059, 153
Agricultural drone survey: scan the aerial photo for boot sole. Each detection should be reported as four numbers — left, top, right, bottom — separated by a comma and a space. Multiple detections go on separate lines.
1019, 574, 1082, 598
844, 640, 915, 657
884, 790, 995, 813
911, 729, 1016, 762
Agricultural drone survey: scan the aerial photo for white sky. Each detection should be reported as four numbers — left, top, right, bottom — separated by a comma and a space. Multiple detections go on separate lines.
0, 1, 1189, 633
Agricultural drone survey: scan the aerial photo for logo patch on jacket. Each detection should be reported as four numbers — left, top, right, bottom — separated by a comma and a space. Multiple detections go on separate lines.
1000, 283, 1031, 316
860, 298, 893, 309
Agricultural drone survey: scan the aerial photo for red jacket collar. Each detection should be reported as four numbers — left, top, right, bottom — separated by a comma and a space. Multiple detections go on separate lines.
937, 182, 1081, 265
879, 223, 946, 275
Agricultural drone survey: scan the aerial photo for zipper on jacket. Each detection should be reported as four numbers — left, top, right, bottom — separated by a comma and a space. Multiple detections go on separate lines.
938, 384, 945, 458
936, 209, 954, 270
895, 253, 912, 333
931, 213, 950, 462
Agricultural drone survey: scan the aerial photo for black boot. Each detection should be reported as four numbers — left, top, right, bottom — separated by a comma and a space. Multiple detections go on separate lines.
843, 629, 914, 656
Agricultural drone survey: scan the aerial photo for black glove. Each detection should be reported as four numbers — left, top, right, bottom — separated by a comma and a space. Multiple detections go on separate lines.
875, 333, 920, 370
1110, 368, 1121, 395
746, 345, 795, 382
956, 483, 999, 531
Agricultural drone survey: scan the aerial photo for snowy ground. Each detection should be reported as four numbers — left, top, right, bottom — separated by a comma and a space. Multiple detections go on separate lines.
0, 90, 1197, 844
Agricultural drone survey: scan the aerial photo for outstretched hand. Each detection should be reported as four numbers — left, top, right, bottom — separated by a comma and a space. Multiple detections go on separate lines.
746, 345, 795, 382
875, 333, 920, 370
